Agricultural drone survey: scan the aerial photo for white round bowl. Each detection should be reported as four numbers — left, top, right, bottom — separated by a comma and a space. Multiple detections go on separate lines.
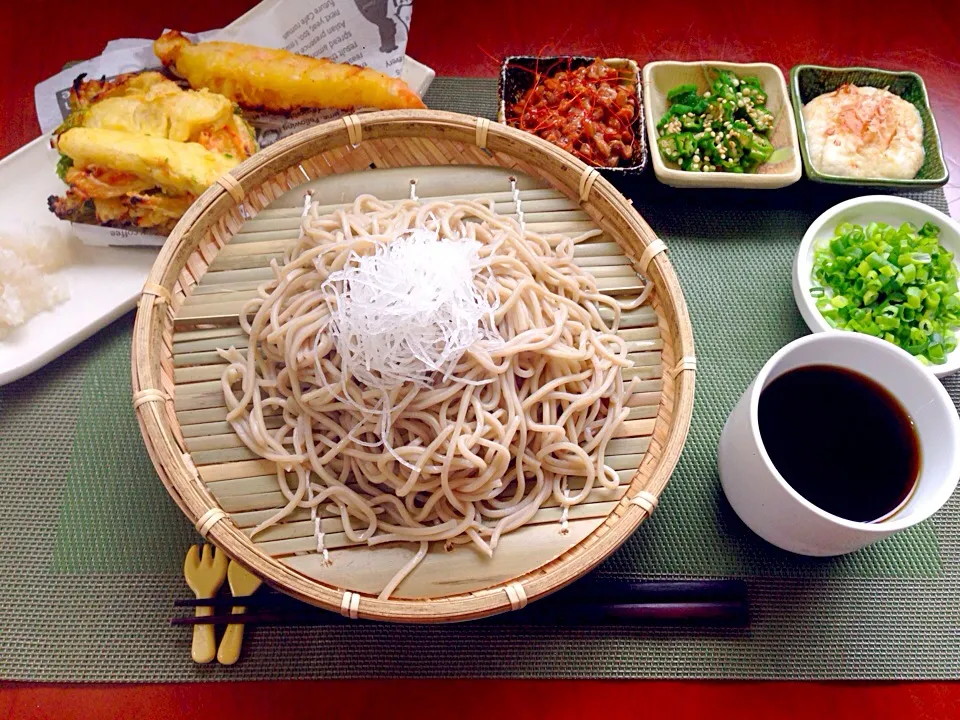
719, 332, 960, 555
793, 195, 960, 378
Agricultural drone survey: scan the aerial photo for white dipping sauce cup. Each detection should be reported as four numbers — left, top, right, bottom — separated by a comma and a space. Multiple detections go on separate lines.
718, 332, 960, 556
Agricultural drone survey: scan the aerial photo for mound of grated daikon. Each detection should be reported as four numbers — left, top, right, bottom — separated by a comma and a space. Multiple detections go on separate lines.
0, 226, 74, 339
322, 227, 502, 392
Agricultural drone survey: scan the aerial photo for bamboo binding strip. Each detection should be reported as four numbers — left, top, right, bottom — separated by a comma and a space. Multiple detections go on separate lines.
132, 110, 695, 623
141, 282, 173, 305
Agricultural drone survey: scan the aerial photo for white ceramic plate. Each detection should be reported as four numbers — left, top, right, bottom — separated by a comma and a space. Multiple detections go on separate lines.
0, 44, 434, 387
0, 137, 158, 386
793, 195, 960, 378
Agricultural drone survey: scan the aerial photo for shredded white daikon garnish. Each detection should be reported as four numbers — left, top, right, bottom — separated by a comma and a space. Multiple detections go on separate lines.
322, 227, 502, 392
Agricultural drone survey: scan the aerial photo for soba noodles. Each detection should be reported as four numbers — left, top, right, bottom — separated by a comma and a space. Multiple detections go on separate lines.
219, 195, 644, 599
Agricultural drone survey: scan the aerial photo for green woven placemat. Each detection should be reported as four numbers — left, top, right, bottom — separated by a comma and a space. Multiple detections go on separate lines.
1, 77, 958, 681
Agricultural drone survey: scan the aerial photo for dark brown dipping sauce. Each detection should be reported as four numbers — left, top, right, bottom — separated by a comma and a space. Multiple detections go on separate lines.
758, 365, 920, 523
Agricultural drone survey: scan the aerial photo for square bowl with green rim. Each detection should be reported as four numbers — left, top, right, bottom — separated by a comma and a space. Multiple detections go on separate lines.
643, 60, 802, 189
790, 64, 948, 188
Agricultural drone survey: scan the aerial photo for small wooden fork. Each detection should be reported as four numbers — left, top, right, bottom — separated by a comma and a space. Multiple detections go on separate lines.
216, 560, 263, 665
183, 544, 228, 664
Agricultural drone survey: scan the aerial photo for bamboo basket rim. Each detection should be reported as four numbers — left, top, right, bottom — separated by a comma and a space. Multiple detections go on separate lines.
132, 109, 696, 623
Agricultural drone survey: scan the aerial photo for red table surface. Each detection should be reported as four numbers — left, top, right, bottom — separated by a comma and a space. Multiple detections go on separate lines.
1, 1, 958, 717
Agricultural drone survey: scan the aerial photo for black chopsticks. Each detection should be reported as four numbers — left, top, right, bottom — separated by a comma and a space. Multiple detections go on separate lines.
172, 578, 748, 627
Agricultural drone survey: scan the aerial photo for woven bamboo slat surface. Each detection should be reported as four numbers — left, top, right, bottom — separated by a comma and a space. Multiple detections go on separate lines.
132, 110, 695, 623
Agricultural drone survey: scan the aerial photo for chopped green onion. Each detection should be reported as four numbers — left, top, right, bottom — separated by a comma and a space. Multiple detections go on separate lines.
810, 221, 960, 365
866, 251, 886, 269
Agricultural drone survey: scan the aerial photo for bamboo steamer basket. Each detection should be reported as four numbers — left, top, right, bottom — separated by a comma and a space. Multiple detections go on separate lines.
132, 110, 695, 623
